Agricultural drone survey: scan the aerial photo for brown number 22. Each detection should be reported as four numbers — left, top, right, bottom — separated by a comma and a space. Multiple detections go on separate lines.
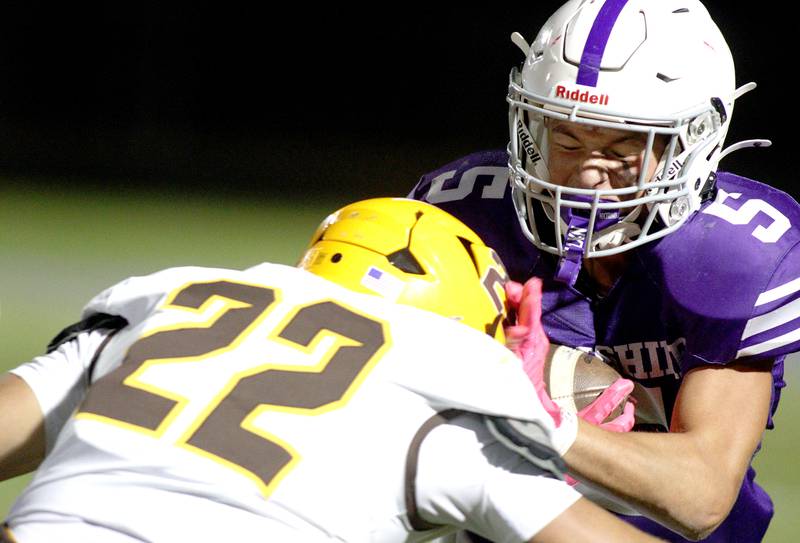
77, 280, 388, 496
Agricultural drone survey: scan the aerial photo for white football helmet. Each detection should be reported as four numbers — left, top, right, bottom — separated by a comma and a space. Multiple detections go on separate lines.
507, 0, 768, 284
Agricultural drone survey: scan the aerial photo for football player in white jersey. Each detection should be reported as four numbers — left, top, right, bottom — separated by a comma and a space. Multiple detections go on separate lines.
0, 198, 659, 542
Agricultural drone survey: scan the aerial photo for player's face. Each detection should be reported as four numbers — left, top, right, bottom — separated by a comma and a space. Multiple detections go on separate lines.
547, 120, 668, 200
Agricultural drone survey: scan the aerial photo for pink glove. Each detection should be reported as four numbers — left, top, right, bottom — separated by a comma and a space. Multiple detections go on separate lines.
577, 379, 636, 433
504, 278, 562, 426
505, 277, 635, 433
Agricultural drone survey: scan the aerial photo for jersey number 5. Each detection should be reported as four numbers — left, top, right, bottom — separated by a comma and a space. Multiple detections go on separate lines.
702, 188, 791, 243
77, 280, 387, 496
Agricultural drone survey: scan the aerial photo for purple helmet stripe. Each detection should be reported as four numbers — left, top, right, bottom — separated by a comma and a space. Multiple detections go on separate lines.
576, 0, 630, 87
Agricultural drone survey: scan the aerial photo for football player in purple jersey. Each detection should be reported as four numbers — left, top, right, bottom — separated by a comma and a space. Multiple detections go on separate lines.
410, 0, 794, 541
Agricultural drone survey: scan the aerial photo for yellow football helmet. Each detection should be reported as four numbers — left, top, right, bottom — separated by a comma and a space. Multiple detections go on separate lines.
299, 198, 509, 342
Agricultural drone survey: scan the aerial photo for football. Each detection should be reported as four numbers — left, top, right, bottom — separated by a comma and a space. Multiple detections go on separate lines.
544, 344, 627, 421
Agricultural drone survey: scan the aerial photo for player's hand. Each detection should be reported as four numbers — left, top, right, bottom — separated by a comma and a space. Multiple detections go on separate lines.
577, 379, 636, 433
504, 278, 562, 427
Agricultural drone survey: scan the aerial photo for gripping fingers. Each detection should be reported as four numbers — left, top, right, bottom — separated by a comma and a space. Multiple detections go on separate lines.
504, 280, 524, 308
601, 400, 636, 433
578, 378, 635, 426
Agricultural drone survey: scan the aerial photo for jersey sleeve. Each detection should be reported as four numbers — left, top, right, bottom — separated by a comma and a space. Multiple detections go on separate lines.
9, 329, 115, 452
8, 270, 164, 450
644, 174, 800, 369
735, 240, 800, 360
7, 272, 158, 451
672, 235, 800, 370
414, 413, 580, 543
8, 265, 250, 453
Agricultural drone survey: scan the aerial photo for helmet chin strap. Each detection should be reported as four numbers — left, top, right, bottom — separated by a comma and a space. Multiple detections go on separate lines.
555, 202, 642, 286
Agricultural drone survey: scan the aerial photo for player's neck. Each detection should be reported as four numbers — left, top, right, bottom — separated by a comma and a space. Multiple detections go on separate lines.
581, 253, 631, 297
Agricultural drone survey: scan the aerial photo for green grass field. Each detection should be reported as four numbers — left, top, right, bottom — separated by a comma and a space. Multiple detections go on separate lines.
1, 183, 797, 540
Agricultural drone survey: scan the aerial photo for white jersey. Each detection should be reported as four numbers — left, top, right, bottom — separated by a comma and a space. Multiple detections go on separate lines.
7, 264, 579, 543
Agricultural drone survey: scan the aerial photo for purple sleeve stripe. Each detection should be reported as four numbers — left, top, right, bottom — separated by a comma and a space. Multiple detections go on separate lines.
576, 0, 630, 87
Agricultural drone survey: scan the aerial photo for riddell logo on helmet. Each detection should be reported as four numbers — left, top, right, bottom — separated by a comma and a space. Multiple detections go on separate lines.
516, 120, 542, 164
555, 85, 609, 106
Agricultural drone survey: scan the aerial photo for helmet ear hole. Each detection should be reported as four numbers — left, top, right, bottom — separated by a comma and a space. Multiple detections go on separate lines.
387, 248, 425, 275
457, 237, 481, 276
331, 253, 343, 263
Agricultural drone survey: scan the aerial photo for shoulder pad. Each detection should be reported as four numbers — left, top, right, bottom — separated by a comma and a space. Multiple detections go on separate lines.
82, 266, 247, 326
47, 313, 128, 353
484, 416, 566, 481
410, 150, 509, 205
636, 173, 800, 362
643, 175, 800, 321
408, 150, 540, 281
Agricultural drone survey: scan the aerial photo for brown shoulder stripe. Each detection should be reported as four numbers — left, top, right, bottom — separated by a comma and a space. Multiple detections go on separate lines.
404, 408, 465, 532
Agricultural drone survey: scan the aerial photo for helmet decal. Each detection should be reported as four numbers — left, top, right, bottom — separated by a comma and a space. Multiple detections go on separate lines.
576, 0, 631, 87
360, 266, 406, 301
554, 85, 610, 105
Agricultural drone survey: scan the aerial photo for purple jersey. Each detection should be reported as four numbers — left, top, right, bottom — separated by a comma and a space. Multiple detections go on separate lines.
409, 150, 799, 542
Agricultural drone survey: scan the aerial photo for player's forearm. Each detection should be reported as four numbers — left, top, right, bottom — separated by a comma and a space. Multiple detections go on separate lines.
0, 373, 45, 481
531, 497, 666, 542
564, 422, 740, 540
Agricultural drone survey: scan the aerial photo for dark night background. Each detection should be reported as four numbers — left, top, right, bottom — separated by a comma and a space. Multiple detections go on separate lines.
0, 3, 791, 201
